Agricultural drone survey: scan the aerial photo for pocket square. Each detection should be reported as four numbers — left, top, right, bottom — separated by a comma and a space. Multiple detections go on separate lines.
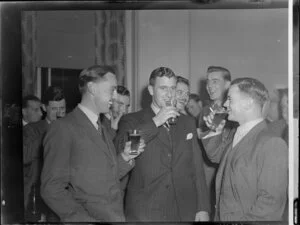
186, 133, 193, 140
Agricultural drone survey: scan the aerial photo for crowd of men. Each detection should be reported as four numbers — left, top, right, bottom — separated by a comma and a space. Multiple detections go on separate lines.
22, 65, 289, 222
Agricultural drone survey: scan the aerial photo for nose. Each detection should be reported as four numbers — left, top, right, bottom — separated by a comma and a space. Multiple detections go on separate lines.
223, 99, 229, 108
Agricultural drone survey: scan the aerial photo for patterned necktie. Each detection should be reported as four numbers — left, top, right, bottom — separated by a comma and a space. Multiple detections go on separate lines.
96, 116, 102, 135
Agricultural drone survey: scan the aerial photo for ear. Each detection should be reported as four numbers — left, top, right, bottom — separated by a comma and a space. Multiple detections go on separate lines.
148, 85, 154, 96
87, 82, 95, 95
225, 80, 231, 90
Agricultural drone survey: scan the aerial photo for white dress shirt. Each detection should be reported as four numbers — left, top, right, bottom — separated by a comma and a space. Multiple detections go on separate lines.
232, 118, 264, 148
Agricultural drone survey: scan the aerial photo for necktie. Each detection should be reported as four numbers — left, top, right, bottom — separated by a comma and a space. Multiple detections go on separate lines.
96, 116, 102, 135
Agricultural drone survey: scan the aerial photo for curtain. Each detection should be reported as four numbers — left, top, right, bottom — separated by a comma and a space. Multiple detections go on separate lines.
21, 11, 37, 97
94, 10, 126, 85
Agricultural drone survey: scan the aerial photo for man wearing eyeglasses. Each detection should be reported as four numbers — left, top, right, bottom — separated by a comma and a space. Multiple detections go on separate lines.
175, 76, 190, 116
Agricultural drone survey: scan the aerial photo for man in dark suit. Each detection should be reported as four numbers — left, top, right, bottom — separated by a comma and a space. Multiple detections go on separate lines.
40, 65, 144, 222
202, 77, 288, 221
23, 86, 66, 221
114, 66, 210, 222
101, 85, 130, 140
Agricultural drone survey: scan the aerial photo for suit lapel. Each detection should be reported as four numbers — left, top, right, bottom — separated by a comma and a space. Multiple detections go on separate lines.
142, 107, 172, 149
72, 107, 114, 162
215, 120, 267, 207
231, 121, 266, 161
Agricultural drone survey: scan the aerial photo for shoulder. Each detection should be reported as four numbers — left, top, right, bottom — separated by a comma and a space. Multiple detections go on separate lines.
255, 126, 288, 154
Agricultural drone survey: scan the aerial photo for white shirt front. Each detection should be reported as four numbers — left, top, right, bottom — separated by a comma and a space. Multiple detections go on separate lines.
78, 104, 99, 130
232, 118, 264, 148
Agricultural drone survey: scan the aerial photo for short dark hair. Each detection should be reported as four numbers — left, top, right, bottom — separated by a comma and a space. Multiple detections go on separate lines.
176, 76, 190, 87
78, 65, 116, 94
149, 67, 176, 86
231, 77, 269, 108
116, 85, 130, 97
207, 66, 231, 81
22, 95, 41, 109
42, 86, 65, 105
189, 93, 201, 102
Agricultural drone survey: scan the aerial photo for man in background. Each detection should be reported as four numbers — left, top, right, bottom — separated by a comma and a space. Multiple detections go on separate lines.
23, 86, 66, 222
22, 95, 43, 126
175, 76, 190, 115
101, 85, 130, 139
115, 67, 210, 222
199, 66, 235, 218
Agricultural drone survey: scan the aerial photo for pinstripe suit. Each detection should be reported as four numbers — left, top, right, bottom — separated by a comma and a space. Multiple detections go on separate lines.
114, 107, 210, 222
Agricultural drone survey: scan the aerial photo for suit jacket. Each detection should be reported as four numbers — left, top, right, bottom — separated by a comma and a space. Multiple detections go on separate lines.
202, 120, 288, 221
23, 120, 49, 208
114, 107, 210, 222
40, 107, 134, 222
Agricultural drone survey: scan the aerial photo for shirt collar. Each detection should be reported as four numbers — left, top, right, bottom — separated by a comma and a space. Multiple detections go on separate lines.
236, 117, 264, 137
22, 119, 28, 126
78, 103, 99, 129
151, 103, 161, 115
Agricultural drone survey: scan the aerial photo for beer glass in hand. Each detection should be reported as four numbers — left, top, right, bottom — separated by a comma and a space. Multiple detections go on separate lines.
128, 129, 141, 155
208, 105, 228, 132
165, 99, 177, 125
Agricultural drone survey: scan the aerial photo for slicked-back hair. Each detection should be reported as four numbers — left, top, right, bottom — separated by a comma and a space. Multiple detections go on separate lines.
231, 77, 269, 108
78, 65, 116, 94
207, 66, 231, 82
176, 76, 190, 87
116, 85, 130, 97
189, 93, 201, 102
22, 95, 41, 109
42, 86, 65, 105
149, 67, 176, 86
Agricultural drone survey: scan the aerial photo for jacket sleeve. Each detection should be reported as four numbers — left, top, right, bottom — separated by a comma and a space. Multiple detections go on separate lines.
201, 127, 235, 164
192, 123, 211, 214
40, 121, 95, 222
241, 137, 288, 220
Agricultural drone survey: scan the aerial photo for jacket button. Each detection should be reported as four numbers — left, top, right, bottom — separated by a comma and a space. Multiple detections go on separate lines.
167, 153, 171, 157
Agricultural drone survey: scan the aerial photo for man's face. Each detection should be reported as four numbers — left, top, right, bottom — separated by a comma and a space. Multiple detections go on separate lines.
148, 76, 177, 108
92, 72, 117, 114
111, 93, 130, 118
46, 99, 66, 121
175, 82, 190, 111
223, 85, 249, 124
22, 100, 42, 123
186, 99, 202, 118
206, 71, 230, 101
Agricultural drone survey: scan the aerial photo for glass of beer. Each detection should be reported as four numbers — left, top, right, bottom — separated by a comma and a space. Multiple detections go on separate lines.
165, 99, 177, 125
209, 106, 228, 132
128, 129, 141, 155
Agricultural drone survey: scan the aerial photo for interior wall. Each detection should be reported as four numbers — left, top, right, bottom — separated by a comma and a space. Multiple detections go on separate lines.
190, 8, 288, 100
36, 11, 95, 69
135, 8, 288, 109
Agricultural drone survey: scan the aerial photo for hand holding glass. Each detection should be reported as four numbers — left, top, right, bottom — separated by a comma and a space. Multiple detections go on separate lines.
128, 129, 141, 155
165, 99, 177, 125
209, 107, 228, 132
